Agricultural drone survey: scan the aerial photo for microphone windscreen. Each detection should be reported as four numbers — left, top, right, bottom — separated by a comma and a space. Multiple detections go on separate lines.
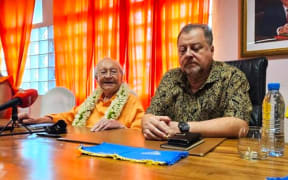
13, 89, 38, 108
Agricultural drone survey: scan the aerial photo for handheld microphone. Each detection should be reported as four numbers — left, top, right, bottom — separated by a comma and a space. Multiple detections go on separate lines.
0, 89, 38, 111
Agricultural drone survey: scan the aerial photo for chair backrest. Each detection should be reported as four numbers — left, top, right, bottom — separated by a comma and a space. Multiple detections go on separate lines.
39, 87, 76, 116
225, 57, 268, 126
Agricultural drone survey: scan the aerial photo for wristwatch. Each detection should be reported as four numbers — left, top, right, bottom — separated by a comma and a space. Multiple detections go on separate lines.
178, 121, 190, 133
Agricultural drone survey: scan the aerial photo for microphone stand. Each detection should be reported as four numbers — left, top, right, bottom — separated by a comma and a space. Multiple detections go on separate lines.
0, 105, 34, 136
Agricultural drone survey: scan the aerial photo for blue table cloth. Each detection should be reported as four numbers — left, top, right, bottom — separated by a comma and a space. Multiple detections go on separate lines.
79, 142, 189, 165
267, 176, 288, 180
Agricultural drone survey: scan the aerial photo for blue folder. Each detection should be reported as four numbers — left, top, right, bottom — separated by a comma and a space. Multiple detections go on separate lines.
79, 142, 189, 165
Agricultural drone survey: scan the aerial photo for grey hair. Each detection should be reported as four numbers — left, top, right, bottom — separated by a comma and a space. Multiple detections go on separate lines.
177, 24, 213, 46
94, 57, 124, 77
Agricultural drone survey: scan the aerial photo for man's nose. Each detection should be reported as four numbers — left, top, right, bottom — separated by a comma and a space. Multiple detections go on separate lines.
104, 71, 112, 77
185, 47, 194, 56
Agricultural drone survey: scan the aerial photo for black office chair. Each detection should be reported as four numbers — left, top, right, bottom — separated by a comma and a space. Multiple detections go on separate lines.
225, 57, 268, 127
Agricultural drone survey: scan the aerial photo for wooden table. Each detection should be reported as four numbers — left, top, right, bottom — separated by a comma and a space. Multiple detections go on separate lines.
0, 126, 288, 180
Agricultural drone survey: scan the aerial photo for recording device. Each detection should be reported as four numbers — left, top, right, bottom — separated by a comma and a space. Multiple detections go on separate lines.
44, 120, 67, 134
0, 89, 38, 111
36, 120, 67, 138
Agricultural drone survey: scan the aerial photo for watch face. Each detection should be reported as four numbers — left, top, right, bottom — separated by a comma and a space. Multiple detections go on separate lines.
178, 122, 189, 133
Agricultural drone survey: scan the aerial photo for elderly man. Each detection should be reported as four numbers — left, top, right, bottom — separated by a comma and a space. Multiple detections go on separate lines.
19, 58, 144, 131
142, 24, 252, 140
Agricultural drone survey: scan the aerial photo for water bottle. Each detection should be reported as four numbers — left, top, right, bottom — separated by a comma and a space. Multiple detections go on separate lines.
262, 83, 285, 157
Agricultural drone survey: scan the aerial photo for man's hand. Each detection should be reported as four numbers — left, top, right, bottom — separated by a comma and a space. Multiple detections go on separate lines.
167, 121, 180, 137
90, 118, 125, 132
18, 113, 53, 124
278, 23, 288, 36
142, 114, 171, 140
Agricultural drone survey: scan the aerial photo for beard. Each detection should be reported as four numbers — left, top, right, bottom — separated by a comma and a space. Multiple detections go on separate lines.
181, 58, 203, 76
184, 64, 202, 75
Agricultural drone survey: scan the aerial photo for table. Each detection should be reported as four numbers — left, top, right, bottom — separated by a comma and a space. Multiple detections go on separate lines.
0, 126, 288, 180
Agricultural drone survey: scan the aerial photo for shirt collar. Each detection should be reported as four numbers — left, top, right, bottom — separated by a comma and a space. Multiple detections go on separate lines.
205, 61, 221, 84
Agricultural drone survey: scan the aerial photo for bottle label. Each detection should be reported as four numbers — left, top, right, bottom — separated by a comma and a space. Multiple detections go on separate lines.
262, 101, 271, 128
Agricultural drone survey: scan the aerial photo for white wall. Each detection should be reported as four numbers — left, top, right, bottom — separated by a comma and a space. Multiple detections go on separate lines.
266, 56, 288, 105
212, 0, 288, 105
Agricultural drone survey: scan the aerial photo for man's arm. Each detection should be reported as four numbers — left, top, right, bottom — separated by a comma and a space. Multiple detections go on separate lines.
18, 106, 79, 125
18, 113, 53, 124
168, 117, 248, 138
143, 70, 177, 140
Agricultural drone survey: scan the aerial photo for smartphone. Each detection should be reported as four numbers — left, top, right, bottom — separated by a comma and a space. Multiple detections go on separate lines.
36, 133, 61, 138
168, 132, 201, 147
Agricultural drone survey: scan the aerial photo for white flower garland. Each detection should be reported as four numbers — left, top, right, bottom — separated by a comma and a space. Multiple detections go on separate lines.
72, 83, 129, 127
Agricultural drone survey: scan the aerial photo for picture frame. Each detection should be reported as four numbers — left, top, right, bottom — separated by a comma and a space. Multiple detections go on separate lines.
241, 0, 288, 57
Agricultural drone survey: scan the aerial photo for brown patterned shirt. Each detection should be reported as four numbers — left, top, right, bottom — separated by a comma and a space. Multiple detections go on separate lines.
146, 61, 252, 123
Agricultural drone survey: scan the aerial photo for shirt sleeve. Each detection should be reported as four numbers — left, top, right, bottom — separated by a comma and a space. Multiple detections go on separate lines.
146, 71, 175, 116
223, 70, 252, 123
48, 106, 80, 125
120, 94, 144, 130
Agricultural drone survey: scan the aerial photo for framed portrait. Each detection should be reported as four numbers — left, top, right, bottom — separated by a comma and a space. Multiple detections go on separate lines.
241, 0, 288, 57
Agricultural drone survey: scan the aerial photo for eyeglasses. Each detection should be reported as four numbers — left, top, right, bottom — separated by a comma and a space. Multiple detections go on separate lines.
98, 69, 119, 77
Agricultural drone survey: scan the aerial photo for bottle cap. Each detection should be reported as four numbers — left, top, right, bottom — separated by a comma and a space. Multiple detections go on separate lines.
268, 83, 280, 90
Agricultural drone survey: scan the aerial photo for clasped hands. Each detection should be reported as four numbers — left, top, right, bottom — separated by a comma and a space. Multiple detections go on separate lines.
142, 114, 180, 140
278, 23, 288, 36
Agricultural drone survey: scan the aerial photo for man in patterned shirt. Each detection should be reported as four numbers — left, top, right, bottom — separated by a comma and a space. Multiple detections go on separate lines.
142, 24, 252, 140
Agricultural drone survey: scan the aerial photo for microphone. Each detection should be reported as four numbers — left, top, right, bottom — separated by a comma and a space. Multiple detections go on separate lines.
0, 89, 38, 111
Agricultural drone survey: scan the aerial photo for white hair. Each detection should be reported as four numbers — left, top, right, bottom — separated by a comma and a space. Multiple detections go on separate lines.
94, 57, 123, 78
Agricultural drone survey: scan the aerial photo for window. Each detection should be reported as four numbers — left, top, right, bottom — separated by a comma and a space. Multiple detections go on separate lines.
33, 0, 43, 24
0, 0, 55, 95
21, 26, 55, 95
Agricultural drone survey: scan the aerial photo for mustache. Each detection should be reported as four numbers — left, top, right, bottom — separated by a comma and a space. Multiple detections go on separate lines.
182, 57, 198, 66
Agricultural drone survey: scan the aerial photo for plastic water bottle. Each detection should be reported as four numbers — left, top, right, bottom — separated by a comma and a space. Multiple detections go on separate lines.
262, 83, 285, 157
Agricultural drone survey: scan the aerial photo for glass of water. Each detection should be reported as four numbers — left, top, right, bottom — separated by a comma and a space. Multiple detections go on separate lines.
238, 126, 268, 160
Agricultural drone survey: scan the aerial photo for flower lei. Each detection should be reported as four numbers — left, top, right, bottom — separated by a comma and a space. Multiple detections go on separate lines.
72, 83, 129, 127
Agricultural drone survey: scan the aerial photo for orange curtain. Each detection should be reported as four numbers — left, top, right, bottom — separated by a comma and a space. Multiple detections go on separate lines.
53, 0, 94, 105
0, 42, 2, 69
94, 0, 120, 64
0, 0, 35, 88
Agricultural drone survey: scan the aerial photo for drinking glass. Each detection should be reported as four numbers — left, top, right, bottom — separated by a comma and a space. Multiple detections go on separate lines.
238, 126, 268, 160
